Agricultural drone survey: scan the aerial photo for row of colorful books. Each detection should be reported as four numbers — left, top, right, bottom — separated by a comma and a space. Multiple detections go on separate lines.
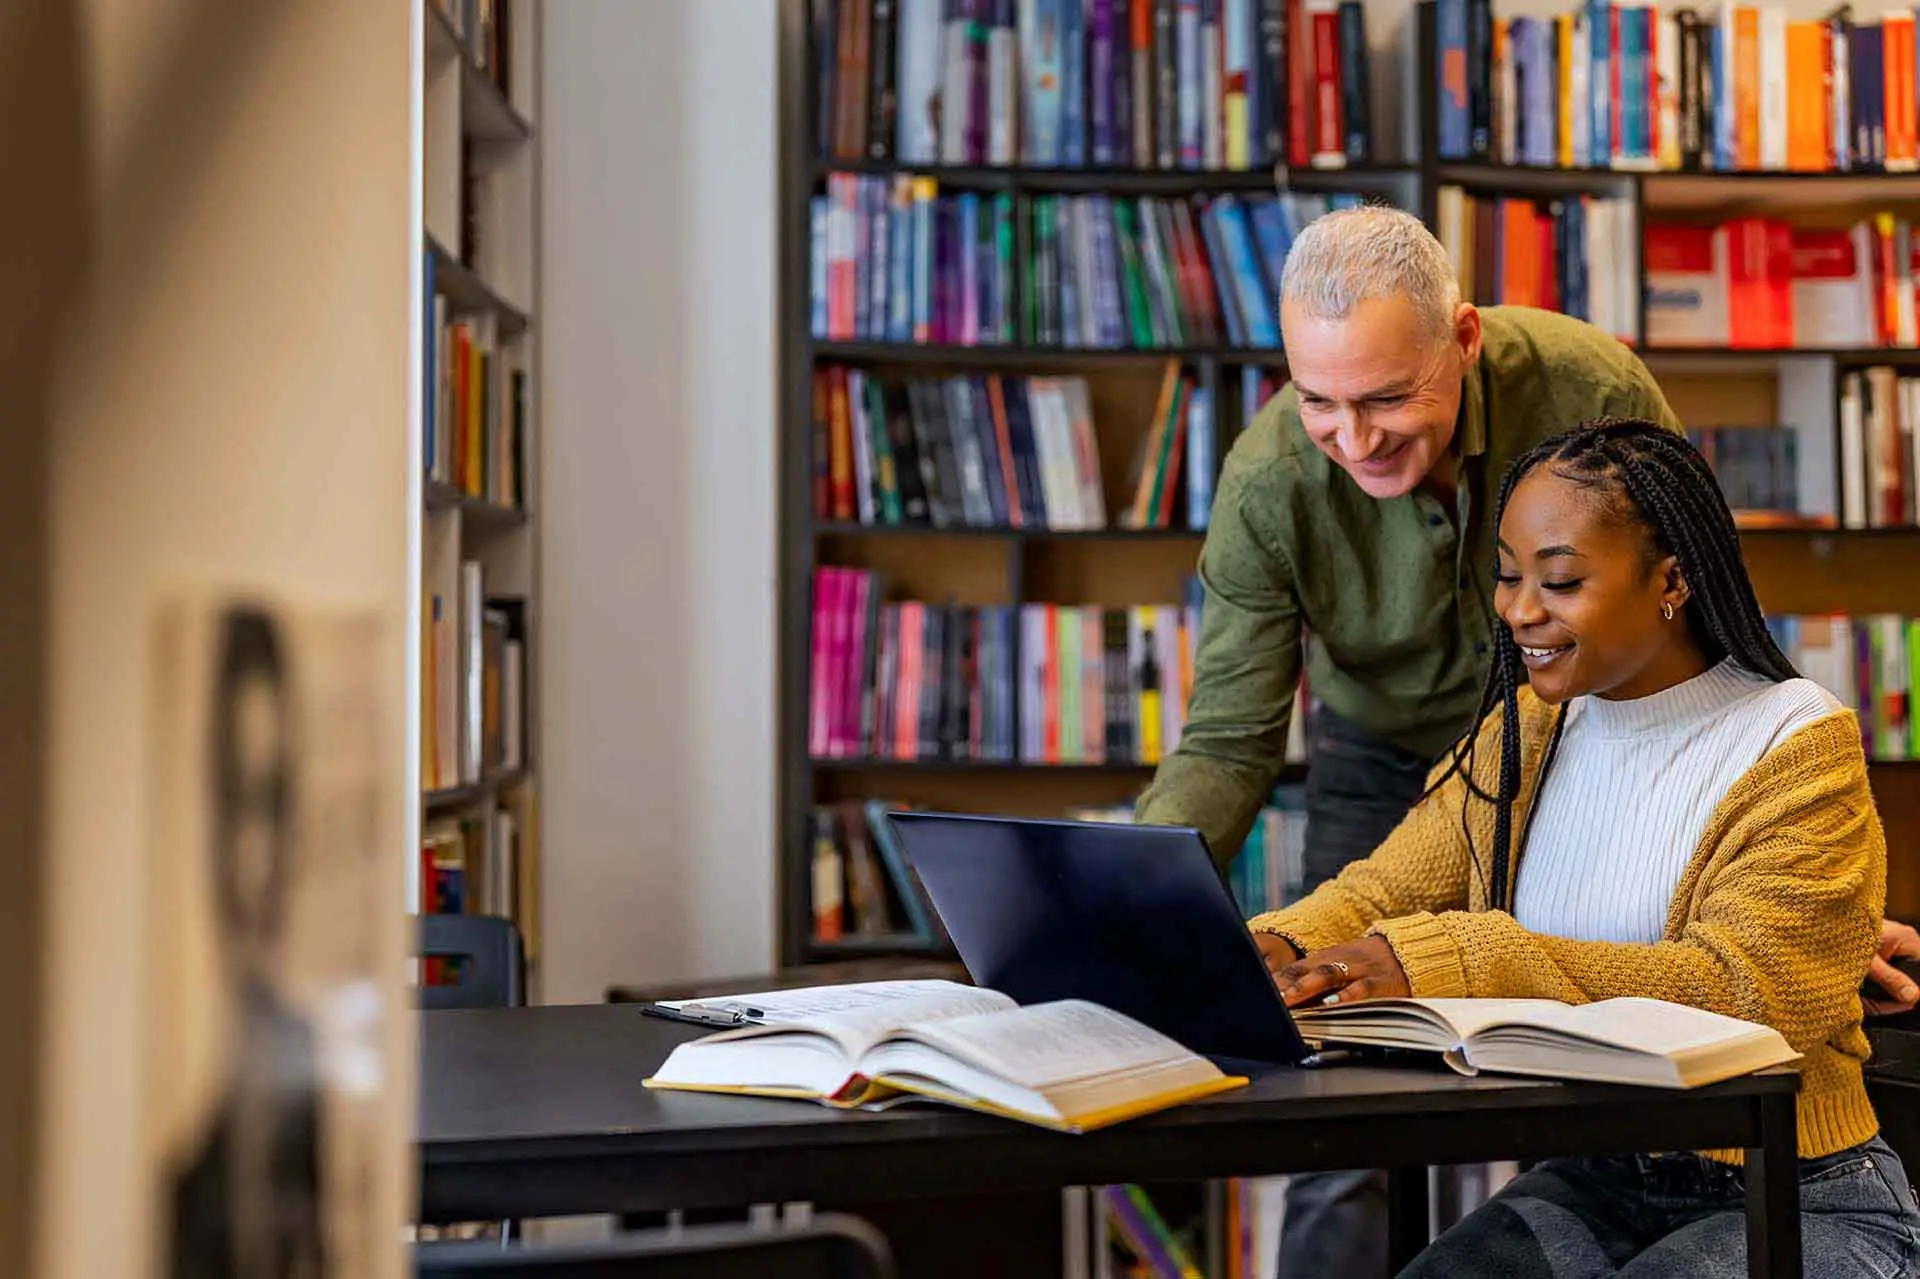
809, 174, 1362, 348
424, 255, 527, 508
1648, 216, 1920, 351
1436, 187, 1639, 345
1772, 613, 1920, 762
1437, 0, 1920, 173
421, 558, 526, 794
814, 0, 1376, 172
1841, 368, 1920, 531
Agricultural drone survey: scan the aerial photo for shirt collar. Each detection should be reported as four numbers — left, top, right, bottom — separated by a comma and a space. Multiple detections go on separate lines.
1457, 357, 1488, 458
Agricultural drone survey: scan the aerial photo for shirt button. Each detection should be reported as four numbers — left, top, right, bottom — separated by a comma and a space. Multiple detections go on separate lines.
1427, 514, 1443, 527
1475, 641, 1489, 655
1459, 574, 1470, 589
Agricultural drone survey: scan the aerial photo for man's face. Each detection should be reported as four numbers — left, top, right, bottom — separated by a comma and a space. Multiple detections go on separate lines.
1284, 294, 1477, 500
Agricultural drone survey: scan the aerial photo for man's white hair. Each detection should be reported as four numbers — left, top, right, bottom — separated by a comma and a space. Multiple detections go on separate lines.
1279, 204, 1462, 342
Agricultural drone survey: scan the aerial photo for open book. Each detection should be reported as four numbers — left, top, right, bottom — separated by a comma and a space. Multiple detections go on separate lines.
1291, 996, 1800, 1088
642, 980, 1247, 1132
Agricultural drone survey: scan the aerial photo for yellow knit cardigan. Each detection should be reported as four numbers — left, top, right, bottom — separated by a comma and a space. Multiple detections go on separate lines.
1249, 686, 1886, 1162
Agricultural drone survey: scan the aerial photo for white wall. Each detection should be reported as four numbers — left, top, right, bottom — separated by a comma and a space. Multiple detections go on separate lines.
539, 0, 780, 1002
29, 2, 417, 1276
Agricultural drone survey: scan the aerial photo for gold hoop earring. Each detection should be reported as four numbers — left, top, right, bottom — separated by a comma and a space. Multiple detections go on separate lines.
1661, 602, 1675, 621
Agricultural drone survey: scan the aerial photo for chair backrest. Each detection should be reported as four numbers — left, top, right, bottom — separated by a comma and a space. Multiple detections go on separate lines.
414, 1216, 893, 1279
418, 913, 523, 1011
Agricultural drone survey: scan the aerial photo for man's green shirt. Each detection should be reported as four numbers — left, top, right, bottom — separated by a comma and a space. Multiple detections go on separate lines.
1135, 307, 1683, 864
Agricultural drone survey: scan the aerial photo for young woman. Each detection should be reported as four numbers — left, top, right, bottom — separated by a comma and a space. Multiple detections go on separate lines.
1246, 419, 1920, 1277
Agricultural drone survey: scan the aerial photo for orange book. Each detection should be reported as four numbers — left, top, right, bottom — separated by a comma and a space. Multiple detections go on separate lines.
828, 366, 854, 522
1734, 6, 1761, 170
1785, 22, 1827, 172
1889, 12, 1918, 171
984, 375, 1023, 529
1557, 15, 1575, 167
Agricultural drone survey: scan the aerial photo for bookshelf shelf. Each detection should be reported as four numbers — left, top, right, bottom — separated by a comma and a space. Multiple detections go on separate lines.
812, 340, 1286, 367
811, 158, 1417, 195
815, 522, 1204, 542
424, 479, 528, 529
427, 236, 530, 332
812, 758, 1311, 781
423, 768, 529, 814
425, 4, 531, 142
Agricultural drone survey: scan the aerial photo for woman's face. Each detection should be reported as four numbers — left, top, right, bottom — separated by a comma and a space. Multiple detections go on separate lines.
1493, 467, 1703, 705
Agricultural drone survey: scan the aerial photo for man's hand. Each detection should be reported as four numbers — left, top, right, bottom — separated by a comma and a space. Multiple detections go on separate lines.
1272, 936, 1411, 1009
1253, 932, 1299, 979
1865, 919, 1920, 1017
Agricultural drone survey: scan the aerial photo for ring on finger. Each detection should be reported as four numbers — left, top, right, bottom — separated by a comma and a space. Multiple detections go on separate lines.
1328, 960, 1351, 979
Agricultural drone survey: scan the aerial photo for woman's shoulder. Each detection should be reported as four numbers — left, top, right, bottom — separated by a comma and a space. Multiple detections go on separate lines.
1723, 668, 1847, 747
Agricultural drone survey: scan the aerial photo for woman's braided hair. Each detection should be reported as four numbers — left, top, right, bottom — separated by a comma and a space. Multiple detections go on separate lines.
1426, 417, 1799, 910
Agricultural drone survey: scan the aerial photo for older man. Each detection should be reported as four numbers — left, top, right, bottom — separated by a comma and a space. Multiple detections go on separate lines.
1135, 205, 1920, 1275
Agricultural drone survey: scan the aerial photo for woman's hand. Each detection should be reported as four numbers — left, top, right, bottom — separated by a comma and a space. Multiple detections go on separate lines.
1253, 932, 1300, 978
1273, 936, 1411, 1009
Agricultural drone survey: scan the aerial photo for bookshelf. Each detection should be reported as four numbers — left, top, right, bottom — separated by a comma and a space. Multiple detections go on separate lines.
417, 0, 544, 987
779, 0, 1920, 974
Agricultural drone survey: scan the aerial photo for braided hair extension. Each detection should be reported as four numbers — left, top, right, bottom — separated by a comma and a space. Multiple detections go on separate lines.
1419, 417, 1799, 911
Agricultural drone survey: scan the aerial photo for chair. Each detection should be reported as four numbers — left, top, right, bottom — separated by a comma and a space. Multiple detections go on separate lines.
413, 1216, 894, 1278
418, 913, 524, 1010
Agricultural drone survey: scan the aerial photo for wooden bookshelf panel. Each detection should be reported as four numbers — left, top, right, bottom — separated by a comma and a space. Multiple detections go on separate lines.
814, 766, 1155, 817
1657, 372, 1779, 431
1641, 173, 1920, 216
817, 533, 1013, 605
1023, 538, 1204, 609
1743, 533, 1920, 616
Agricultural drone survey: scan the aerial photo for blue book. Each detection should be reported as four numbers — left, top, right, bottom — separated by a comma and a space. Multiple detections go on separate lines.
1058, 200, 1084, 346
897, 0, 944, 162
1245, 197, 1291, 297
864, 801, 937, 943
853, 178, 874, 340
811, 196, 830, 339
1215, 197, 1281, 347
1437, 0, 1469, 159
1062, 0, 1088, 165
888, 186, 914, 343
911, 188, 935, 342
1588, 0, 1612, 166
1091, 0, 1117, 165
1186, 385, 1214, 531
1198, 204, 1249, 347
1241, 364, 1263, 428
959, 192, 981, 343
1177, 0, 1203, 168
1021, 0, 1065, 164
1086, 198, 1126, 347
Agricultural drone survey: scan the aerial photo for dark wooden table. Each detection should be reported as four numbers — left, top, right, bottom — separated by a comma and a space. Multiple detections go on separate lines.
419, 1003, 1804, 1278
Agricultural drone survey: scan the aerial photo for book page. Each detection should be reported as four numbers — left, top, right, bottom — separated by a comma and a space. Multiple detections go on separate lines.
659, 979, 987, 1024
1477, 997, 1777, 1056
1294, 998, 1563, 1046
688, 982, 1017, 1060
888, 1000, 1191, 1089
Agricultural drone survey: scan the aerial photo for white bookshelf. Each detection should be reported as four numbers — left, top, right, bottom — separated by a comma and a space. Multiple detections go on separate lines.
417, 0, 544, 989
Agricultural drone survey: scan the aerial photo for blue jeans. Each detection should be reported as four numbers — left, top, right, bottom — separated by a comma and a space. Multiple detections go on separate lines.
1281, 708, 1434, 1278
1401, 1136, 1920, 1278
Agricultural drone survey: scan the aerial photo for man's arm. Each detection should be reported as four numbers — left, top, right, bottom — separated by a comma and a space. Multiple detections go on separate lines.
1134, 466, 1301, 868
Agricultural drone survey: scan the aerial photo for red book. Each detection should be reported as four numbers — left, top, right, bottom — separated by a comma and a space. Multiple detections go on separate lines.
1764, 219, 1796, 348
1287, 0, 1312, 166
1726, 218, 1771, 348
1309, 2, 1344, 165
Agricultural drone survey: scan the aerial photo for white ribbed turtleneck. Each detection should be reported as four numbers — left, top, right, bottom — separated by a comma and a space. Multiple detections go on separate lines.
1510, 659, 1844, 945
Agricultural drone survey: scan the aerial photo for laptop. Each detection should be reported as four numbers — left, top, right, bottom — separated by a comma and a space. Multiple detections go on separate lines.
884, 811, 1310, 1066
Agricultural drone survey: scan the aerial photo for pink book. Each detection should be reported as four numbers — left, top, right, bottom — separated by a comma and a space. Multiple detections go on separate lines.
1083, 610, 1106, 764
808, 567, 837, 757
824, 567, 852, 757
841, 570, 872, 758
